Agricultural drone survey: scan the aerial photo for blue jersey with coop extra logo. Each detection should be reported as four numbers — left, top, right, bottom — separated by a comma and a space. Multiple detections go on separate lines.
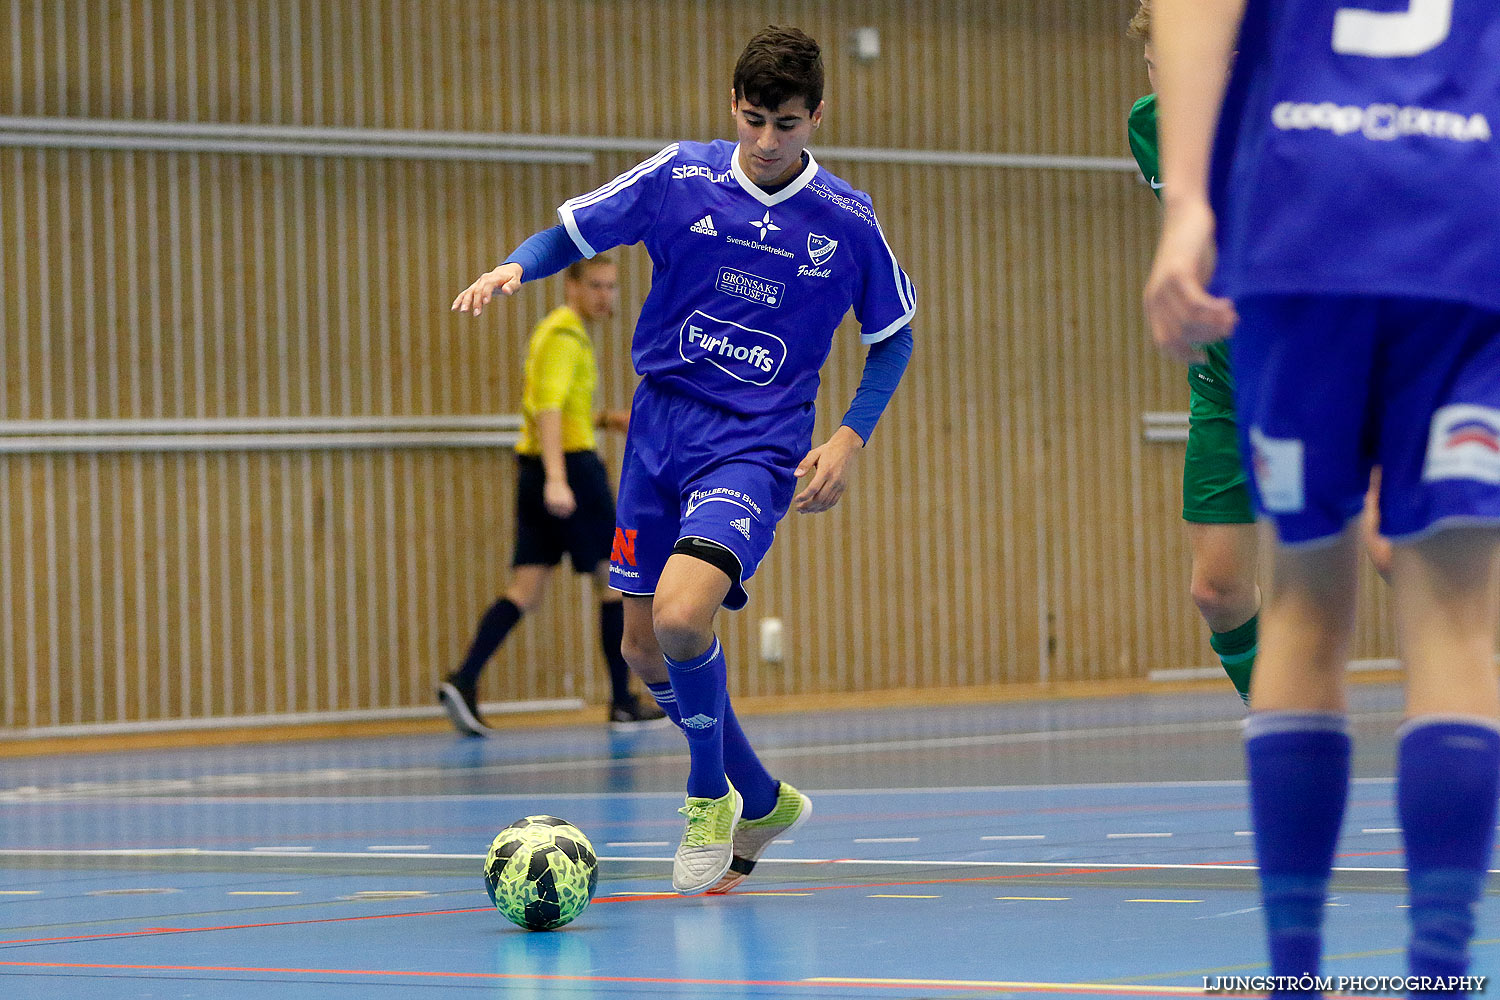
557, 140, 916, 416
1210, 0, 1500, 312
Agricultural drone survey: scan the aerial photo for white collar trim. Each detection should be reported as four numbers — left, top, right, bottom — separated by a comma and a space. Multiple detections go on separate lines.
730, 144, 820, 206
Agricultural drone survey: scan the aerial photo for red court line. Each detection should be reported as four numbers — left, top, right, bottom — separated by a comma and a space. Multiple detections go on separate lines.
0, 961, 1210, 996
0, 864, 1231, 948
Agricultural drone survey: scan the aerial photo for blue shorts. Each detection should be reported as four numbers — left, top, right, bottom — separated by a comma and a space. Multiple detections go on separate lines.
1232, 295, 1500, 546
608, 380, 814, 610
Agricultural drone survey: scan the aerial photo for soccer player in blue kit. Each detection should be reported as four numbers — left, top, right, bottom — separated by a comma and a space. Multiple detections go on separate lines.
1146, 0, 1500, 986
452, 26, 915, 895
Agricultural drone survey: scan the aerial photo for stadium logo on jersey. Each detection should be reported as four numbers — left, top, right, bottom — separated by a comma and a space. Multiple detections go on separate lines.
731, 517, 752, 540
807, 233, 838, 267
1272, 101, 1492, 145
679, 310, 787, 386
1425, 405, 1500, 485
686, 486, 763, 521
690, 215, 719, 236
1249, 427, 1305, 513
610, 527, 638, 567
716, 267, 784, 308
748, 211, 781, 241
673, 164, 732, 184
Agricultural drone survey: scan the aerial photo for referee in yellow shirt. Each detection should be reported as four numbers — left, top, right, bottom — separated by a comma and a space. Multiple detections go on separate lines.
439, 256, 666, 735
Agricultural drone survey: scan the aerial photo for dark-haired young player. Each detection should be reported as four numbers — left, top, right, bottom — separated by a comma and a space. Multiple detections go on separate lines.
453, 25, 915, 894
1147, 0, 1500, 982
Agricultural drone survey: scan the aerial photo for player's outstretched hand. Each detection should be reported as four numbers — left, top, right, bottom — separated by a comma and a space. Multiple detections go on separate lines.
451, 263, 524, 316
794, 426, 864, 514
1144, 197, 1237, 365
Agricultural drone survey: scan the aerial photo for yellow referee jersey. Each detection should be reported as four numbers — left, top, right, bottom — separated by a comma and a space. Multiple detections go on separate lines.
516, 305, 599, 456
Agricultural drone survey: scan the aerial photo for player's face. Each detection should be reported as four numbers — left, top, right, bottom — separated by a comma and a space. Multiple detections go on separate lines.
1143, 41, 1158, 92
731, 94, 824, 186
569, 264, 618, 322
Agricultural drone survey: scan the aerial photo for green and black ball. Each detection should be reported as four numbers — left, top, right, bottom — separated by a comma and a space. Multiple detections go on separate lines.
483, 815, 599, 930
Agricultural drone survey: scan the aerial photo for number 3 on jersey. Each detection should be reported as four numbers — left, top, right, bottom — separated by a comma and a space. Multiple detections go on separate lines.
1334, 0, 1452, 58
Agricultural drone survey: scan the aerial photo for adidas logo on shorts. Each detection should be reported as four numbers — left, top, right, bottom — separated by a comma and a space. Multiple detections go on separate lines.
690, 214, 718, 236
731, 517, 752, 540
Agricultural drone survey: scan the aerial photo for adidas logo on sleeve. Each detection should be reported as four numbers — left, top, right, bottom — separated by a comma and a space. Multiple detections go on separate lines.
730, 517, 752, 540
690, 215, 718, 236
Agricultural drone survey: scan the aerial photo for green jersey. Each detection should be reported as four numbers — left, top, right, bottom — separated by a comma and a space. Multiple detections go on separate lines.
1128, 93, 1234, 408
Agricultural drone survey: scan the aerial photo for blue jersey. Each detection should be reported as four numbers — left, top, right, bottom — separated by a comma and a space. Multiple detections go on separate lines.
1211, 0, 1500, 313
557, 140, 916, 416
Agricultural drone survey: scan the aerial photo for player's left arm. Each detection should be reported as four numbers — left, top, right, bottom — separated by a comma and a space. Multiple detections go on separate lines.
794, 325, 914, 514
796, 206, 917, 514
1142, 0, 1244, 364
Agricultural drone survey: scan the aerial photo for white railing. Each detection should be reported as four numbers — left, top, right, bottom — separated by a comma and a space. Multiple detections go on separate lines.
0, 416, 523, 454
0, 115, 1141, 172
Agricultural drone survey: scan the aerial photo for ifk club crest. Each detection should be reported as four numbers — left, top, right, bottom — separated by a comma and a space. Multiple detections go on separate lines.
807, 233, 838, 266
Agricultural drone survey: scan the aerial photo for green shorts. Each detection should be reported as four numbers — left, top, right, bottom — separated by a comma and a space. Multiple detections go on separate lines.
1183, 382, 1255, 525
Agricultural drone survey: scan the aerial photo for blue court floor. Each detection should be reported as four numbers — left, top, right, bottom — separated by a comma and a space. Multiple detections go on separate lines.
2, 683, 1496, 998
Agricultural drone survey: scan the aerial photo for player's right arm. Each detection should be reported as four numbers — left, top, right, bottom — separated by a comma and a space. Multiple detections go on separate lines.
451, 262, 524, 316
1142, 0, 1244, 364
451, 144, 677, 318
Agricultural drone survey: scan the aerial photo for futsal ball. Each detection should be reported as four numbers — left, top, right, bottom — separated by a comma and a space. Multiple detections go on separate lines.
483, 815, 599, 930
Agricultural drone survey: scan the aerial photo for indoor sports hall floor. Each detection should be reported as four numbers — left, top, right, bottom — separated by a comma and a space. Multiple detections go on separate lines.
3, 682, 1495, 998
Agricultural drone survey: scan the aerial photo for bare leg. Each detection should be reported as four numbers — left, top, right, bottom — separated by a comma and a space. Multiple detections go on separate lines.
1185, 521, 1261, 632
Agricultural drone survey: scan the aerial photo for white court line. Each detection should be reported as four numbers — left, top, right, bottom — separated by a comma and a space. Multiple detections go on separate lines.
0, 770, 1405, 805
1361, 828, 1400, 834
366, 845, 430, 851
1234, 831, 1253, 837
605, 842, 669, 848
982, 835, 1045, 841
853, 837, 919, 844
1106, 833, 1173, 839
5, 716, 1407, 802
3, 848, 1418, 871
251, 846, 312, 852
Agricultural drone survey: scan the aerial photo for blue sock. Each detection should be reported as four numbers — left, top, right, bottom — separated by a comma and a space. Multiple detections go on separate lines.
722, 700, 778, 820
1244, 712, 1351, 981
1398, 717, 1500, 982
645, 681, 680, 726
664, 638, 729, 801
648, 679, 777, 818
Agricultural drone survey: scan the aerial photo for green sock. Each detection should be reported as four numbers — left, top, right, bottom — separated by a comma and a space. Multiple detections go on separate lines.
1209, 613, 1258, 705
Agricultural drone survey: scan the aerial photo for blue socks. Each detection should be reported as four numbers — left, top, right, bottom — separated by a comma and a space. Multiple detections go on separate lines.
1398, 717, 1500, 982
652, 638, 779, 819
663, 638, 730, 801
1244, 712, 1351, 980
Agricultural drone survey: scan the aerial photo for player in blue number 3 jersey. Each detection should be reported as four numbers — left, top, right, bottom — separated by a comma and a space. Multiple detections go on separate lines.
453, 27, 915, 895
1146, 0, 1500, 988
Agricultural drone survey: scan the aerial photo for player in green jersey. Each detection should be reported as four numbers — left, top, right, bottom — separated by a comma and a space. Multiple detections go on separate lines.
1129, 1, 1392, 702
1129, 1, 1258, 703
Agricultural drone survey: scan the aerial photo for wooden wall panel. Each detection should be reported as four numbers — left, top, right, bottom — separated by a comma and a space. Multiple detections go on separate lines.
0, 0, 1396, 731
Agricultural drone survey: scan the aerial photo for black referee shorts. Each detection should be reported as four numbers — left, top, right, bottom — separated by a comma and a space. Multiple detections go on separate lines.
512, 451, 616, 573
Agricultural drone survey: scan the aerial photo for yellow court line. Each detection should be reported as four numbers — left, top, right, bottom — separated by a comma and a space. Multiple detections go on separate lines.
0, 890, 41, 895
1126, 899, 1203, 904
996, 896, 1070, 901
868, 893, 941, 899
806, 978, 1206, 995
